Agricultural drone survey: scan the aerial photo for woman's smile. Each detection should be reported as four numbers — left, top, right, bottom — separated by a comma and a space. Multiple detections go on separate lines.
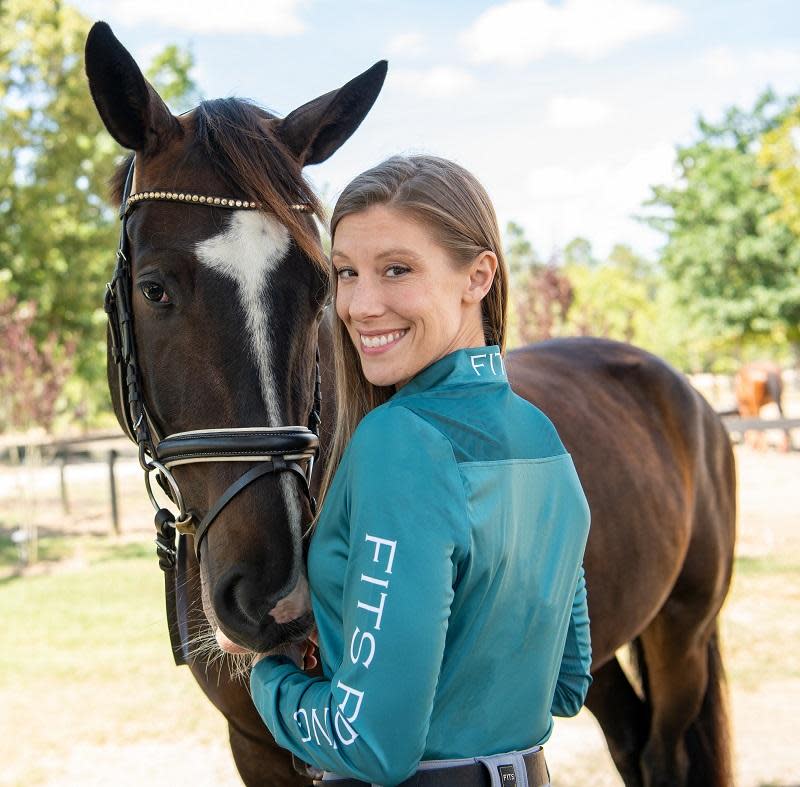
359, 328, 409, 354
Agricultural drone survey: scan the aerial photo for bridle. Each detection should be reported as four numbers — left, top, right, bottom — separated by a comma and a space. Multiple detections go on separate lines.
105, 159, 322, 664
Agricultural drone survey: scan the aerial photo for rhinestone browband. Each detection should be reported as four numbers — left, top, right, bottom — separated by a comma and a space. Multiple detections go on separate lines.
124, 190, 314, 214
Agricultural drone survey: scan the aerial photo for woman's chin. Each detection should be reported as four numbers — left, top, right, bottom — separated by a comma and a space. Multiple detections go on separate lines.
361, 357, 410, 388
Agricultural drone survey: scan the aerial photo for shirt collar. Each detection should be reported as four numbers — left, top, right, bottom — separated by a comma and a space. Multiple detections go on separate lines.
391, 345, 507, 399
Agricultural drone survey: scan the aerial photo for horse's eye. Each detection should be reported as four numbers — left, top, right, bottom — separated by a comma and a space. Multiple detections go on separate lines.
141, 282, 170, 304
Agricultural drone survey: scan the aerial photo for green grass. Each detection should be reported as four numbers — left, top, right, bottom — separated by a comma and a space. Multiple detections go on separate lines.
721, 553, 800, 688
0, 536, 232, 786
734, 554, 800, 576
0, 531, 152, 574
0, 530, 74, 570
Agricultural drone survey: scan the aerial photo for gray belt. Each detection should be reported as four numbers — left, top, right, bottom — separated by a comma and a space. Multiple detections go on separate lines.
313, 746, 549, 787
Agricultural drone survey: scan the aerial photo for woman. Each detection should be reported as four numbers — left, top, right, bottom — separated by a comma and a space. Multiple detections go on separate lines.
249, 155, 592, 787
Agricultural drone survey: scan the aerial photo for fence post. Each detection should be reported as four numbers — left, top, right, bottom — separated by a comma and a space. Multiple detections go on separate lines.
108, 449, 120, 535
27, 445, 40, 565
58, 452, 70, 516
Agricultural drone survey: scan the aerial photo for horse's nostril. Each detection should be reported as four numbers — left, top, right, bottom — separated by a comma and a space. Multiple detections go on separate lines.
211, 565, 308, 649
214, 570, 259, 630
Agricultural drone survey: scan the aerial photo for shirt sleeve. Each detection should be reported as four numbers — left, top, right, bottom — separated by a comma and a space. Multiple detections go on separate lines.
550, 564, 593, 717
250, 405, 467, 786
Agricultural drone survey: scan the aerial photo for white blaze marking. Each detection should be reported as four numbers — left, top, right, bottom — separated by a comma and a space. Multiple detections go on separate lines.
195, 211, 290, 423
196, 211, 305, 600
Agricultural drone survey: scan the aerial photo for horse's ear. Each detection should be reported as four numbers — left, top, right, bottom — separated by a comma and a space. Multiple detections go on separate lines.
277, 60, 388, 166
85, 21, 180, 153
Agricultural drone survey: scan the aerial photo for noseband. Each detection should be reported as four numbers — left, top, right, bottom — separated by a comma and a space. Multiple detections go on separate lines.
105, 160, 322, 664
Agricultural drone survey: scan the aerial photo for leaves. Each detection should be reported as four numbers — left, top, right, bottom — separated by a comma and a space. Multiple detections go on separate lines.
0, 297, 75, 432
759, 100, 800, 237
643, 89, 800, 351
0, 0, 199, 428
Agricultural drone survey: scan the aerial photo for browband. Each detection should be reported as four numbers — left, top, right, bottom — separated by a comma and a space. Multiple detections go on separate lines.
124, 189, 314, 216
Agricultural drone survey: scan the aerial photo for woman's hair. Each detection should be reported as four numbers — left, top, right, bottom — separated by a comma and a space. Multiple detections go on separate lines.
315, 154, 509, 512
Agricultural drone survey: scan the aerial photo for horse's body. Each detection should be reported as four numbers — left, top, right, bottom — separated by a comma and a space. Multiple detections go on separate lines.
735, 360, 790, 450
86, 23, 736, 787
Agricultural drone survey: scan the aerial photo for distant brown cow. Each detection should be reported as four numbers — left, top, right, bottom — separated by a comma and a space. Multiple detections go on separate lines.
735, 361, 790, 450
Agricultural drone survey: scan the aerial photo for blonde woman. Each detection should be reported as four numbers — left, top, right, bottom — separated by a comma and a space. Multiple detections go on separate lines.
249, 155, 592, 787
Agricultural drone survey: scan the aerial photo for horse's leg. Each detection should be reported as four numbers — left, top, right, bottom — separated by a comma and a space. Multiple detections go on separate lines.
638, 413, 734, 787
769, 374, 792, 451
584, 651, 649, 787
189, 657, 311, 787
228, 713, 313, 787
637, 614, 711, 787
637, 614, 731, 787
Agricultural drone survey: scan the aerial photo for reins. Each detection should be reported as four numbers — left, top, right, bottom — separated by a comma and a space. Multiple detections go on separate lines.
105, 159, 322, 664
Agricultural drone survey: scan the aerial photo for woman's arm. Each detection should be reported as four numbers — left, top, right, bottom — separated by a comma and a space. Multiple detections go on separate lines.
550, 564, 592, 717
250, 406, 467, 786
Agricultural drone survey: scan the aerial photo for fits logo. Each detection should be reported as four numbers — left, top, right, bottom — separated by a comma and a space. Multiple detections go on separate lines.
497, 764, 517, 786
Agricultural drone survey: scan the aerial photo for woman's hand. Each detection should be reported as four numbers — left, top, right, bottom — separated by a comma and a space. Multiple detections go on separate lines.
253, 626, 319, 670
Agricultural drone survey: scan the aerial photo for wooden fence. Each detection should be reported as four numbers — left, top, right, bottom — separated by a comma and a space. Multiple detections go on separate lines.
0, 431, 136, 549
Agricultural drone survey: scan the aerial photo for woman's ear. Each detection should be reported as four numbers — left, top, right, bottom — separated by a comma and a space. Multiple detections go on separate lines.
464, 251, 498, 303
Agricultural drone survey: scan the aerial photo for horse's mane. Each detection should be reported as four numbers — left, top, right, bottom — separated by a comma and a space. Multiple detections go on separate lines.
110, 98, 325, 267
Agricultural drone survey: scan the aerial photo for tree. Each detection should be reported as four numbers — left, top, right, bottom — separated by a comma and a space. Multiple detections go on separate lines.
564, 236, 597, 268
0, 297, 75, 432
503, 222, 574, 346
563, 242, 656, 345
759, 99, 800, 236
517, 260, 574, 344
0, 0, 199, 427
146, 44, 202, 113
505, 220, 539, 278
644, 90, 800, 355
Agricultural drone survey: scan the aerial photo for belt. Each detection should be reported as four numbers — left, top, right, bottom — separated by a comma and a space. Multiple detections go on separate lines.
313, 746, 549, 787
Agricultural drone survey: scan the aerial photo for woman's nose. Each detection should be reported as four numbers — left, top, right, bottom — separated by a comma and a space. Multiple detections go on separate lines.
348, 275, 385, 321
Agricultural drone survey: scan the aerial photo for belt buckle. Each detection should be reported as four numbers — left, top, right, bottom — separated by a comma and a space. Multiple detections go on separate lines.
475, 750, 529, 787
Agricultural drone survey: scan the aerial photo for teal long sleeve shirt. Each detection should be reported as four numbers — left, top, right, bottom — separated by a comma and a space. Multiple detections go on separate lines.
250, 345, 592, 786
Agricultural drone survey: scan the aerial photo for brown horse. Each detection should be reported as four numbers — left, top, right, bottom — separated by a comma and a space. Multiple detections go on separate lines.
735, 360, 790, 451
86, 23, 736, 787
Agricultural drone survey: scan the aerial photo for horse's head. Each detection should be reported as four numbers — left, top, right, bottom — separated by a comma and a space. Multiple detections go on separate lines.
85, 22, 386, 653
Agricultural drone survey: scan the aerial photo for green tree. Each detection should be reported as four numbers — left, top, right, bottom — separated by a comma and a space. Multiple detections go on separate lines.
146, 44, 201, 112
563, 242, 658, 345
644, 90, 800, 356
759, 99, 800, 236
505, 220, 539, 279
0, 0, 199, 426
563, 236, 596, 268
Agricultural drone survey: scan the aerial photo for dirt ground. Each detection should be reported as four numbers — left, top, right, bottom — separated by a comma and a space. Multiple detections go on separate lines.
2, 443, 799, 786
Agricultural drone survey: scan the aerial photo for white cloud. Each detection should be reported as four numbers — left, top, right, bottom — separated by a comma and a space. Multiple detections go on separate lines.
387, 32, 428, 58
75, 0, 308, 35
392, 67, 477, 98
460, 0, 683, 65
701, 46, 800, 81
522, 143, 676, 255
547, 96, 612, 129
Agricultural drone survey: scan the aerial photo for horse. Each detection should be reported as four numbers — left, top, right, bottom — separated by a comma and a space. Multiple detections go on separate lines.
735, 360, 790, 451
85, 22, 736, 787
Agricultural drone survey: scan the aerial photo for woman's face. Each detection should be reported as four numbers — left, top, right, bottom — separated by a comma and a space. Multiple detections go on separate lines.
332, 204, 495, 389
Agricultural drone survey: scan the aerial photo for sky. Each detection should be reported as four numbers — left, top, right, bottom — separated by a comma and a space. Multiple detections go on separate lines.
73, 0, 800, 260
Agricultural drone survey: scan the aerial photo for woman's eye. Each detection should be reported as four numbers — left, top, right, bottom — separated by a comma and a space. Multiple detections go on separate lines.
141, 282, 170, 303
386, 265, 409, 277
335, 267, 355, 280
